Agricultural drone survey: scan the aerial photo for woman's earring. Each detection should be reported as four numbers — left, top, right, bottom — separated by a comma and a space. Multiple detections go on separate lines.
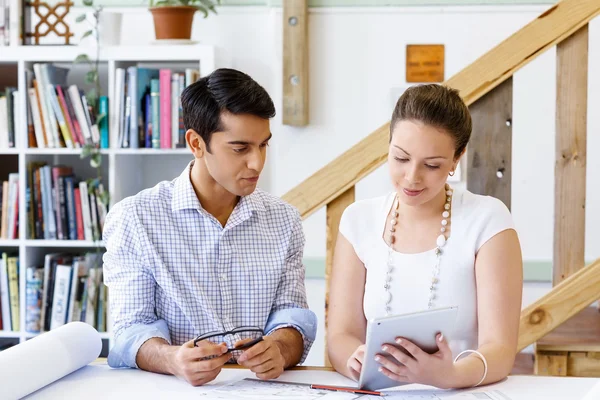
449, 170, 455, 177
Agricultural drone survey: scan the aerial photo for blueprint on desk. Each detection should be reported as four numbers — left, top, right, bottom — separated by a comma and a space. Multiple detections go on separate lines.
197, 377, 513, 399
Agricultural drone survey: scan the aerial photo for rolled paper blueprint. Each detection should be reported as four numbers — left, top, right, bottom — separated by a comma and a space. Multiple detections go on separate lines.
0, 322, 102, 399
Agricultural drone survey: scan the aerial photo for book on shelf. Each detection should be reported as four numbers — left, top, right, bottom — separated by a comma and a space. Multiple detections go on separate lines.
0, 172, 19, 240
115, 66, 200, 149
0, 87, 18, 149
0, 252, 19, 332
0, 250, 109, 335
25, 265, 44, 333
30, 252, 107, 334
26, 162, 107, 241
24, 63, 105, 149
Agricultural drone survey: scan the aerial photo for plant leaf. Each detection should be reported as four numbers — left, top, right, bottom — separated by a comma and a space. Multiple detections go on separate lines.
196, 6, 208, 18
86, 86, 97, 100
85, 70, 98, 85
100, 191, 111, 207
83, 0, 94, 6
85, 91, 97, 109
80, 144, 94, 159
95, 112, 106, 125
74, 54, 91, 64
85, 177, 96, 188
76, 14, 87, 23
91, 154, 102, 168
82, 30, 94, 40
199, 0, 218, 13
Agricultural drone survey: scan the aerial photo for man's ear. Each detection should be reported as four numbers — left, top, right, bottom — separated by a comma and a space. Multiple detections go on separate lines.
186, 129, 205, 158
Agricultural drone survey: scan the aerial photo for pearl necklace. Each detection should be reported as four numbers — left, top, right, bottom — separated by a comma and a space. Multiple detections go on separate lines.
384, 184, 453, 316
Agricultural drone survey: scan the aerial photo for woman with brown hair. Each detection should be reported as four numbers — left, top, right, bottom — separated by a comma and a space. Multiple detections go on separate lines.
326, 84, 523, 389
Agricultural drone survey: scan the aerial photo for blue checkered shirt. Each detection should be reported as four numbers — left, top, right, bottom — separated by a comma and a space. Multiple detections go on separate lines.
102, 162, 317, 368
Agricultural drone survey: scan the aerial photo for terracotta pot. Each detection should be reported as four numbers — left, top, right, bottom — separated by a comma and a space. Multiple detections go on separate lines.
149, 6, 197, 40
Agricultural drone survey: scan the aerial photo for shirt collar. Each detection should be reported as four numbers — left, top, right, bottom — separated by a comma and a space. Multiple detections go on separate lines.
171, 161, 203, 212
171, 161, 266, 217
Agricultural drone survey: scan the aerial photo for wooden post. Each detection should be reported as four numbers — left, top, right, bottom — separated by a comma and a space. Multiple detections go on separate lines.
534, 351, 568, 376
283, 0, 308, 126
324, 186, 355, 366
467, 78, 513, 209
554, 25, 588, 286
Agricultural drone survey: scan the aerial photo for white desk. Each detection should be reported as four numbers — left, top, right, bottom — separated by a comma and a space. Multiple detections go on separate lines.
23, 362, 600, 400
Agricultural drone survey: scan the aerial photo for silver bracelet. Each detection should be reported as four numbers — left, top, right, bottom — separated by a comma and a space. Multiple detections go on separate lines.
453, 349, 488, 387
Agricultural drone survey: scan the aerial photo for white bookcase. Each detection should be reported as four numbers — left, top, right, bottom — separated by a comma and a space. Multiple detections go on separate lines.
0, 44, 216, 352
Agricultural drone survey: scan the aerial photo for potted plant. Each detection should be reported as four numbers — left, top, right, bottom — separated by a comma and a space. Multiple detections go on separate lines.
149, 0, 220, 41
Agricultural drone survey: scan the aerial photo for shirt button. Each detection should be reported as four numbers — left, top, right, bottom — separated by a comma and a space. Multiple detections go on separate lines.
220, 274, 227, 281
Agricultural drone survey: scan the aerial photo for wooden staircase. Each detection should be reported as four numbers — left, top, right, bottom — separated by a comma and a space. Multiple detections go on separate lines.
282, 0, 600, 374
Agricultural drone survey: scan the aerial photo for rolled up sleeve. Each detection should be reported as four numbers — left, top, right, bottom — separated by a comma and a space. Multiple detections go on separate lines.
266, 209, 317, 364
102, 200, 171, 368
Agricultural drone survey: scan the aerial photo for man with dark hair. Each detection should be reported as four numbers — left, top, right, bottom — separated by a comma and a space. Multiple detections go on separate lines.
102, 68, 317, 386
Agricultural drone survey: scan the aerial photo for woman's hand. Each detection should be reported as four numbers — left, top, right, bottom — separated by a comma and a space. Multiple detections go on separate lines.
375, 334, 458, 389
346, 344, 366, 381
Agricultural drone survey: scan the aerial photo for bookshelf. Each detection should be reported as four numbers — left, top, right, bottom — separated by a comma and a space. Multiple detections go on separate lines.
0, 43, 216, 352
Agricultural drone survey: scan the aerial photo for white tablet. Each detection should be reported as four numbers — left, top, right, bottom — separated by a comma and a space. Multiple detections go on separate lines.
358, 306, 459, 391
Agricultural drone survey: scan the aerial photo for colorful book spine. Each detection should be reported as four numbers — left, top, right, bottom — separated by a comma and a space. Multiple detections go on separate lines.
79, 181, 93, 241
113, 68, 125, 148
171, 73, 179, 150
137, 68, 159, 148
34, 167, 44, 239
64, 176, 77, 240
63, 88, 85, 147
144, 92, 152, 148
178, 74, 186, 148
7, 256, 19, 331
26, 88, 37, 148
50, 264, 72, 330
28, 87, 46, 148
74, 187, 84, 241
32, 79, 49, 147
42, 166, 57, 239
123, 96, 131, 148
56, 86, 78, 148
5, 87, 16, 148
33, 64, 54, 148
0, 253, 12, 331
150, 79, 160, 149
27, 163, 36, 239
25, 266, 44, 333
127, 67, 138, 149
159, 69, 172, 149
99, 96, 109, 148
47, 85, 74, 148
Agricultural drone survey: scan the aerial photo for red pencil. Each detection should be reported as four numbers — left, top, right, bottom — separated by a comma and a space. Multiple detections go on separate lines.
310, 383, 384, 396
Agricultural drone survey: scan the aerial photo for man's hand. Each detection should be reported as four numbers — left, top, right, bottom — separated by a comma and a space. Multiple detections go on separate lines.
169, 339, 232, 386
235, 336, 286, 380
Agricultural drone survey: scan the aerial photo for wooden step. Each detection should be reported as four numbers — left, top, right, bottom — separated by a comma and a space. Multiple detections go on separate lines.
535, 307, 600, 377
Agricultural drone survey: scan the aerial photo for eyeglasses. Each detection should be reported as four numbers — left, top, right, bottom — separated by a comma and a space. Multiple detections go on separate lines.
193, 326, 264, 352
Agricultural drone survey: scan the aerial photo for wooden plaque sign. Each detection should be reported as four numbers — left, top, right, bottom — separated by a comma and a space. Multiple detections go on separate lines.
406, 44, 445, 83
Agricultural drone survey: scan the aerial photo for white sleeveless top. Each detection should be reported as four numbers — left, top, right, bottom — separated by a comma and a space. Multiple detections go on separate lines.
339, 187, 515, 357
